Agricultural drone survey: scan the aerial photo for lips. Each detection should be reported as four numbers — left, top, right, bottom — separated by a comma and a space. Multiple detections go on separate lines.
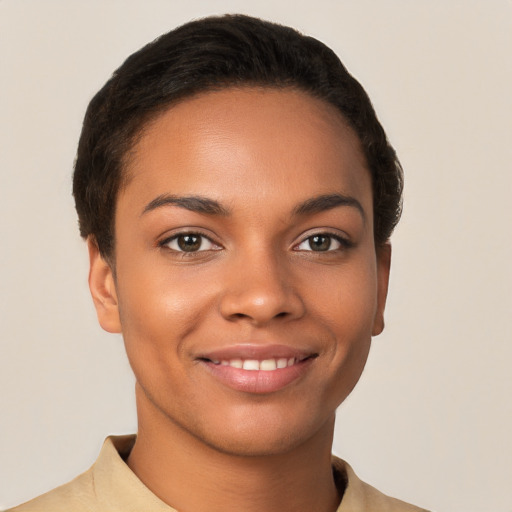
210, 357, 298, 371
197, 344, 317, 394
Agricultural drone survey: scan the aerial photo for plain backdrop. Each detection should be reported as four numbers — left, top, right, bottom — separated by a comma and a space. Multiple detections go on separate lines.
1, 1, 511, 511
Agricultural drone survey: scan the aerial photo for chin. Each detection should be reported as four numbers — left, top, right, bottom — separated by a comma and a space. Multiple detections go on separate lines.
196, 430, 312, 458
183, 405, 337, 459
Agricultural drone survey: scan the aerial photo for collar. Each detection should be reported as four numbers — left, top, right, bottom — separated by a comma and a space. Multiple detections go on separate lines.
92, 434, 400, 512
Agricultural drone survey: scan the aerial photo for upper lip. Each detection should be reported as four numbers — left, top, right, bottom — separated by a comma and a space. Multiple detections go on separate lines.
197, 344, 317, 362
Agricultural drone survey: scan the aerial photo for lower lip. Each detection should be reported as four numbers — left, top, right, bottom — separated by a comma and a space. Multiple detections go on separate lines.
200, 359, 314, 394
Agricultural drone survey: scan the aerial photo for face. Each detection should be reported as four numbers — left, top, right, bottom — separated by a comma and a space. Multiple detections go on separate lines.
89, 87, 390, 456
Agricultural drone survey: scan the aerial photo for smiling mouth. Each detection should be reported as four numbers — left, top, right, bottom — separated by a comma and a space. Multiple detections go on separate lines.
198, 352, 317, 393
196, 345, 318, 393
201, 356, 310, 371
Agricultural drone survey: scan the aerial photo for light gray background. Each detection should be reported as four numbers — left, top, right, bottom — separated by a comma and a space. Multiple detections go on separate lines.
1, 1, 511, 511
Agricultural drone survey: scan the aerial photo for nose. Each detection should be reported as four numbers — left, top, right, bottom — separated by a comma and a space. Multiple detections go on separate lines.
219, 249, 305, 326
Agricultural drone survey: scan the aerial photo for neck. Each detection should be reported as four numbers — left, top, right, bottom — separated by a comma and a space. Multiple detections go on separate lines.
127, 384, 341, 512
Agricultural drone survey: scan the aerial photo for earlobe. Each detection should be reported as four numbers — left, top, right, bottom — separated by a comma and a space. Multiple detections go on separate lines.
87, 237, 122, 333
372, 242, 391, 336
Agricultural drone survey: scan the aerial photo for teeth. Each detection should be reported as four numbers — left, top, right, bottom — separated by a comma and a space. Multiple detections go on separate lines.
260, 359, 277, 371
210, 357, 298, 371
243, 359, 260, 371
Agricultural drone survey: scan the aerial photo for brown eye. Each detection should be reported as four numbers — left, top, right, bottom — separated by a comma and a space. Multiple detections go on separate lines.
295, 233, 349, 252
162, 233, 220, 253
308, 235, 331, 251
177, 234, 202, 251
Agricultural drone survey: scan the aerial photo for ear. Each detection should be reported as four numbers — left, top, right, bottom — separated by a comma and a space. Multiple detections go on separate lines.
372, 242, 391, 336
87, 237, 121, 333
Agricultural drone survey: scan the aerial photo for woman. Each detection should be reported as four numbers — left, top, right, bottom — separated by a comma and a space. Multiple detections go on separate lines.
9, 14, 427, 512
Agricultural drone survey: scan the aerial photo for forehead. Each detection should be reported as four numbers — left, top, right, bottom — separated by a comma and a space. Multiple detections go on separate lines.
121, 87, 372, 215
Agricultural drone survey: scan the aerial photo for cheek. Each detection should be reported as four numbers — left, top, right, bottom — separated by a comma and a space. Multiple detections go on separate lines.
309, 256, 378, 334
305, 257, 377, 394
114, 262, 213, 379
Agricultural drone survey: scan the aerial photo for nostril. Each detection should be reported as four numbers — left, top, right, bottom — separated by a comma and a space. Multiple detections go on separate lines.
227, 310, 290, 323
219, 284, 306, 325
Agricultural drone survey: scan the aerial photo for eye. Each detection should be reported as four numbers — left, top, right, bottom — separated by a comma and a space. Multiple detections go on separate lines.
161, 233, 220, 253
295, 233, 349, 252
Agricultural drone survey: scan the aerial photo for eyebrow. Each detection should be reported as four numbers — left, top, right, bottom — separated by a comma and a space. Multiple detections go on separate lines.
293, 193, 366, 221
142, 194, 230, 216
141, 192, 365, 220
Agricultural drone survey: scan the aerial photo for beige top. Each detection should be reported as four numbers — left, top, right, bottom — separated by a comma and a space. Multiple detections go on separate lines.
8, 435, 429, 512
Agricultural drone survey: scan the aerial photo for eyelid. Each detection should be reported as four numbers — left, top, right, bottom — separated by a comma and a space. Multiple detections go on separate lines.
158, 229, 223, 252
292, 229, 353, 251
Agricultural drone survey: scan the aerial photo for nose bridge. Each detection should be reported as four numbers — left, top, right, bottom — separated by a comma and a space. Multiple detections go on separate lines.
219, 243, 304, 325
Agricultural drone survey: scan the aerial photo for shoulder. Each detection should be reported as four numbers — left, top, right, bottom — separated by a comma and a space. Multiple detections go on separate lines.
6, 435, 173, 512
333, 457, 431, 512
6, 469, 96, 512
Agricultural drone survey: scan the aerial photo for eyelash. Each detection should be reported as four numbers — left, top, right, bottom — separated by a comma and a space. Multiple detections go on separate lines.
158, 230, 352, 254
294, 232, 353, 252
159, 232, 222, 254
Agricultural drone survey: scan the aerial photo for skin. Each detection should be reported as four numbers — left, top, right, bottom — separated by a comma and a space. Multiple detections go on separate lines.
88, 87, 391, 512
